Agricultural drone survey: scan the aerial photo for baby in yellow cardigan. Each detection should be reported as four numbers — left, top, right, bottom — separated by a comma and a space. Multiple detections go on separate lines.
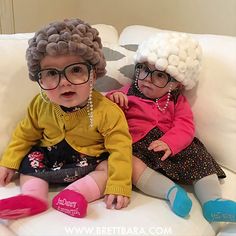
0, 18, 132, 219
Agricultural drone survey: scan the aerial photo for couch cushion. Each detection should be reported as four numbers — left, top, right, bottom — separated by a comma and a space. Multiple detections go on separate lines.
216, 224, 236, 236
3, 166, 235, 236
0, 180, 222, 236
118, 25, 236, 173
0, 224, 15, 236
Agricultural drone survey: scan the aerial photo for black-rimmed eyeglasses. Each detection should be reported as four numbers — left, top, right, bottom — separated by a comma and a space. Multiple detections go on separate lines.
35, 62, 93, 90
135, 63, 177, 88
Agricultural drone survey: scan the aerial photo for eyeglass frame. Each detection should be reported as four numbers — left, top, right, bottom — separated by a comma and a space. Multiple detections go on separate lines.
135, 63, 177, 88
34, 62, 94, 90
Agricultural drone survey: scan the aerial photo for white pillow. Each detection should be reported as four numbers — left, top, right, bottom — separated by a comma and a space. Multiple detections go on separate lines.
92, 24, 119, 44
0, 38, 39, 156
185, 34, 236, 173
119, 25, 236, 173
95, 42, 135, 92
119, 25, 163, 45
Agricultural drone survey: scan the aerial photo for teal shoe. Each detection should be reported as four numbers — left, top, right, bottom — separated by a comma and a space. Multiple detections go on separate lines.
166, 185, 192, 218
203, 198, 236, 222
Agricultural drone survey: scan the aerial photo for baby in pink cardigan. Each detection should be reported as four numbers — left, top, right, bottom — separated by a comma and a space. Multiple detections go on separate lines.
107, 33, 236, 222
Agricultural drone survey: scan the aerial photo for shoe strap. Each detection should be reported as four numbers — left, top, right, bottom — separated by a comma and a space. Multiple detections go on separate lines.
166, 185, 178, 200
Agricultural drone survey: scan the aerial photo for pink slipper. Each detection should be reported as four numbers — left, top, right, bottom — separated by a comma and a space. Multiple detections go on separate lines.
0, 195, 48, 219
52, 189, 88, 218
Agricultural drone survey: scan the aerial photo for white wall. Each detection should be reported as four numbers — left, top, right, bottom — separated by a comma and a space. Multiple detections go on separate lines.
0, 0, 14, 33
75, 0, 236, 36
0, 0, 236, 36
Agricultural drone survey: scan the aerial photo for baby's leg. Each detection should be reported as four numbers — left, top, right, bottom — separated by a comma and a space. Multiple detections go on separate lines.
52, 160, 108, 218
0, 175, 48, 219
133, 156, 192, 218
194, 174, 236, 222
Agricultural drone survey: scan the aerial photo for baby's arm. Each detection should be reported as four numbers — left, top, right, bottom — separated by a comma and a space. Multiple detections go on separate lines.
104, 194, 130, 209
0, 95, 43, 179
107, 92, 129, 109
99, 102, 132, 208
106, 84, 131, 109
148, 140, 172, 161
158, 95, 195, 156
0, 166, 16, 186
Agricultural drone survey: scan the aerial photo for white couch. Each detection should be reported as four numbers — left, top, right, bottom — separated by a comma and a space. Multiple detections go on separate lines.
0, 24, 235, 236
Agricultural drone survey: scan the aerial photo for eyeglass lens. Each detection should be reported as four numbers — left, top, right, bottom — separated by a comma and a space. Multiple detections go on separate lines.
135, 63, 171, 88
37, 63, 91, 90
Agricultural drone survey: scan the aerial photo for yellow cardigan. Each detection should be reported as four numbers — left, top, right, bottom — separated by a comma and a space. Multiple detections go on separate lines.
0, 90, 132, 197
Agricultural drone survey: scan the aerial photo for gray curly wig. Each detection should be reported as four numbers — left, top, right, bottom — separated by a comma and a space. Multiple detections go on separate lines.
26, 18, 106, 81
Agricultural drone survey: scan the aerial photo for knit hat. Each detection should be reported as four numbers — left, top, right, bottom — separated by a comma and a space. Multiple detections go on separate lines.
134, 32, 202, 90
26, 18, 106, 81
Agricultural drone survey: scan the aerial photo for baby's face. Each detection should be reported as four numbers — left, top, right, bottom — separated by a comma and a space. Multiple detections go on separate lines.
39, 55, 95, 108
137, 63, 179, 99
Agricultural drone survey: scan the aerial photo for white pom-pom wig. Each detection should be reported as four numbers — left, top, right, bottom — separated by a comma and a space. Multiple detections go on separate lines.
133, 33, 202, 90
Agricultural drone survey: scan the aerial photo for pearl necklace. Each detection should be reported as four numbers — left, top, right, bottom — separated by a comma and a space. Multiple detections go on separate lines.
135, 79, 172, 113
155, 84, 172, 112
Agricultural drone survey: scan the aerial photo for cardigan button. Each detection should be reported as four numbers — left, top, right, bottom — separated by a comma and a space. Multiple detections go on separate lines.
64, 115, 70, 121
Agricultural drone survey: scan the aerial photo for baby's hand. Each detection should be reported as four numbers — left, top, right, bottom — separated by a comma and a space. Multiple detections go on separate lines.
148, 140, 172, 161
104, 194, 130, 209
0, 166, 16, 186
107, 92, 129, 109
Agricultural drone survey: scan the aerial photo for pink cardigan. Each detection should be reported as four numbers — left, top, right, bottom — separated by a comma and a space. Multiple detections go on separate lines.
107, 84, 195, 155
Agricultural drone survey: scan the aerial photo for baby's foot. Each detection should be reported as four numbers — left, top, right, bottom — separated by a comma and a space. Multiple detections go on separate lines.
52, 189, 87, 218
203, 198, 236, 222
0, 195, 48, 219
166, 184, 192, 218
